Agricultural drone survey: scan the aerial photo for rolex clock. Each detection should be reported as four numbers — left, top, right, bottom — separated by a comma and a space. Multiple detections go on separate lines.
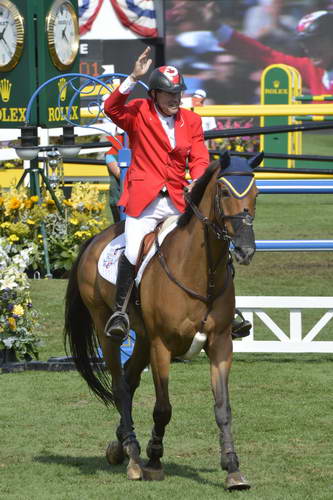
46, 0, 79, 71
0, 0, 24, 72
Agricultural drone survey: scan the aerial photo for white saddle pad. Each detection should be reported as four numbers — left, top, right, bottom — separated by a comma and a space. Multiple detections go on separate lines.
98, 216, 179, 286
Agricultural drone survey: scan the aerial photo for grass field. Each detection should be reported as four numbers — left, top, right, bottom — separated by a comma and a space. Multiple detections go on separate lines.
1, 189, 333, 499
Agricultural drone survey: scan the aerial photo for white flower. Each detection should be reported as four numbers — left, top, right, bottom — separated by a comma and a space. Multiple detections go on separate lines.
0, 273, 18, 290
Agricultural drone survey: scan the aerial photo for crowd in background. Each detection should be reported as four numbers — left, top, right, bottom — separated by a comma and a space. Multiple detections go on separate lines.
165, 0, 333, 105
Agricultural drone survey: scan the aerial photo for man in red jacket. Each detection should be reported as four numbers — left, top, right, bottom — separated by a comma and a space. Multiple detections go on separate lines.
214, 10, 333, 96
103, 47, 209, 342
103, 47, 252, 343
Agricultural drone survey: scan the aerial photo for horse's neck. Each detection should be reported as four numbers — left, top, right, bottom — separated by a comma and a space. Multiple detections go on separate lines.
174, 183, 230, 284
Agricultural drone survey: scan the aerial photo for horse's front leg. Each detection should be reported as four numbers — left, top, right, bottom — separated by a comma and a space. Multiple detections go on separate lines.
144, 337, 172, 480
206, 329, 250, 491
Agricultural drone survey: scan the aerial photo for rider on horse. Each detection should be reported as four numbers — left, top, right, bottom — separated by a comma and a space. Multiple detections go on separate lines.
103, 47, 251, 343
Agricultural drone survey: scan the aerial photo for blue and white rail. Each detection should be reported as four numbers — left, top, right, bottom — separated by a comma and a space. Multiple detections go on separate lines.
255, 240, 333, 251
257, 179, 333, 194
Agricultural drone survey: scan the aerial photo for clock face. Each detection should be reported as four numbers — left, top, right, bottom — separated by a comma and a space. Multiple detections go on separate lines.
0, 0, 24, 72
46, 0, 79, 71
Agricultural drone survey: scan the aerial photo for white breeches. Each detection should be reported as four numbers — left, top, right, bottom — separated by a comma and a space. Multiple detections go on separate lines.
124, 195, 181, 265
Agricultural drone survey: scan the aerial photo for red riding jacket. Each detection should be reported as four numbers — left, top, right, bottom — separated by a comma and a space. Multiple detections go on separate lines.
104, 87, 209, 217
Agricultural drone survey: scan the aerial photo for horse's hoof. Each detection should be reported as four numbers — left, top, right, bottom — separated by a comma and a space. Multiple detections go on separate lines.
127, 461, 143, 480
142, 466, 165, 481
225, 471, 251, 490
106, 440, 125, 465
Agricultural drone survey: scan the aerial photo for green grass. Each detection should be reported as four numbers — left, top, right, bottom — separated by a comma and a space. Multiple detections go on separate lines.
1, 191, 333, 499
1, 354, 332, 499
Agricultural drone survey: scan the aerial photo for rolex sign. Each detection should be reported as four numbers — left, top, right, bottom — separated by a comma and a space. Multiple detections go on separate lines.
0, 0, 79, 129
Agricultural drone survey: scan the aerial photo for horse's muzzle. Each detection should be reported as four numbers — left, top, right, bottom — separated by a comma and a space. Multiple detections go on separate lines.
231, 214, 256, 265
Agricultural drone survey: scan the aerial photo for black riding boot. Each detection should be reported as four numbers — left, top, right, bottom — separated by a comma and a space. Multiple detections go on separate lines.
104, 253, 135, 344
231, 309, 252, 339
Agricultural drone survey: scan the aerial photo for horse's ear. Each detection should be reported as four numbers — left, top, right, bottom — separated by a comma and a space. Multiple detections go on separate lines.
219, 150, 231, 170
249, 151, 264, 169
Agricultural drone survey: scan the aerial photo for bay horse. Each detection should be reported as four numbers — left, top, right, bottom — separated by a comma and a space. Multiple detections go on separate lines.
64, 151, 263, 489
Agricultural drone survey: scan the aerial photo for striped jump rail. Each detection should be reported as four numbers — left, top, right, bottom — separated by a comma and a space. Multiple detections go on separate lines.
257, 179, 333, 194
255, 240, 333, 251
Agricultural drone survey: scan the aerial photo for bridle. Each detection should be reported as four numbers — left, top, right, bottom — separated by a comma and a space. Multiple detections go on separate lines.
154, 170, 256, 318
184, 170, 255, 241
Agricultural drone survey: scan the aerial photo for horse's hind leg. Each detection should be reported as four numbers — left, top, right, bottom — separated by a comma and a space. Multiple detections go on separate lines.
106, 333, 151, 470
143, 338, 172, 481
96, 315, 143, 480
206, 331, 250, 491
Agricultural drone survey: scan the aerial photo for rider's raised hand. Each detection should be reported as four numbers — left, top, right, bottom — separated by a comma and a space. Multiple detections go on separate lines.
131, 46, 153, 81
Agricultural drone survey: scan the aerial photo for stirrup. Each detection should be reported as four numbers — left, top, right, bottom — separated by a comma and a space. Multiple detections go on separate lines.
105, 311, 130, 344
231, 311, 252, 340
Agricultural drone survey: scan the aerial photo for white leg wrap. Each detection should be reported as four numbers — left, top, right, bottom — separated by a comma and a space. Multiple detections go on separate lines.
181, 332, 207, 360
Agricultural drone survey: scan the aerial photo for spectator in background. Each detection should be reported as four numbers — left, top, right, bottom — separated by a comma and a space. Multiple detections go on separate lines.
191, 89, 217, 132
105, 142, 121, 223
243, 0, 296, 48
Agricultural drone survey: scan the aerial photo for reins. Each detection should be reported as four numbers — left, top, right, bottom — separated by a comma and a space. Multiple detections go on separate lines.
154, 170, 254, 308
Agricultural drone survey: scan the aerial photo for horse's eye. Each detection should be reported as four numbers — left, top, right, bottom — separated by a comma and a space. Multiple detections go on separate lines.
221, 188, 230, 197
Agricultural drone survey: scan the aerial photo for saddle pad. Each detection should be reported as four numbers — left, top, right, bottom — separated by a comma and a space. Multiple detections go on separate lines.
98, 216, 179, 286
98, 233, 125, 285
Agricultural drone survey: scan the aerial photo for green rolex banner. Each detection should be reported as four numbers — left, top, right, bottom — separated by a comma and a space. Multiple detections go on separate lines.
260, 64, 302, 168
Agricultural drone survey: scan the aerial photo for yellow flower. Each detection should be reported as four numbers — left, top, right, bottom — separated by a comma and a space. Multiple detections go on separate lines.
31, 196, 39, 203
8, 234, 19, 242
8, 198, 21, 210
0, 196, 4, 206
63, 199, 73, 207
235, 145, 244, 152
8, 317, 16, 330
27, 219, 36, 225
74, 230, 91, 239
45, 199, 55, 206
24, 199, 33, 209
69, 217, 79, 225
1, 222, 10, 228
13, 304, 24, 316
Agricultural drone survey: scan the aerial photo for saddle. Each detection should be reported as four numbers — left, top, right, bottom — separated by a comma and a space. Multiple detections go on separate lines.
134, 216, 178, 274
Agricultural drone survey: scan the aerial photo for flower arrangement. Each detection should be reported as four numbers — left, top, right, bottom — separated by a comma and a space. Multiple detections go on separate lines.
212, 118, 259, 154
0, 240, 41, 359
0, 182, 109, 276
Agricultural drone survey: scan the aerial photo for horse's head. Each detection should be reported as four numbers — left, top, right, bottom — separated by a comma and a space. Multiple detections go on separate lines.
216, 151, 263, 265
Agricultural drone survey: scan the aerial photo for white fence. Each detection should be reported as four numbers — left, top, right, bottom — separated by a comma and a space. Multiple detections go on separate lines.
235, 297, 333, 353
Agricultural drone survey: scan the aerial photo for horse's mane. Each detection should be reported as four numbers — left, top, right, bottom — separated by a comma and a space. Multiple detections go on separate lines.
177, 161, 220, 228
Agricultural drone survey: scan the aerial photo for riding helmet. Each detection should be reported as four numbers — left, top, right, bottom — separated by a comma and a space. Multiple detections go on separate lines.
148, 66, 187, 94
296, 10, 333, 41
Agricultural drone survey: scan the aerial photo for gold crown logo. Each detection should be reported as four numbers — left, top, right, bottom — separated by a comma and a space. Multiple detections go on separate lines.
273, 80, 280, 88
0, 78, 12, 102
58, 78, 67, 102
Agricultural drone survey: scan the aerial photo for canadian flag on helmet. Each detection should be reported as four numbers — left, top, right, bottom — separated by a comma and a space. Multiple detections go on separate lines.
297, 10, 327, 32
158, 66, 180, 84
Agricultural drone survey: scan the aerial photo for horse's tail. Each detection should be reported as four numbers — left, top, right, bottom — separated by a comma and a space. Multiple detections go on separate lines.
64, 237, 115, 406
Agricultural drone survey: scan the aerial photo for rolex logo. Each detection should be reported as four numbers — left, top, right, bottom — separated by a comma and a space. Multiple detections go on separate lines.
58, 78, 67, 102
0, 78, 12, 102
273, 80, 280, 88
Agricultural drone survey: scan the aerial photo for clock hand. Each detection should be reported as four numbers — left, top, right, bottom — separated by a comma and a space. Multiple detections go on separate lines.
62, 27, 68, 43
1, 37, 13, 58
0, 22, 8, 38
